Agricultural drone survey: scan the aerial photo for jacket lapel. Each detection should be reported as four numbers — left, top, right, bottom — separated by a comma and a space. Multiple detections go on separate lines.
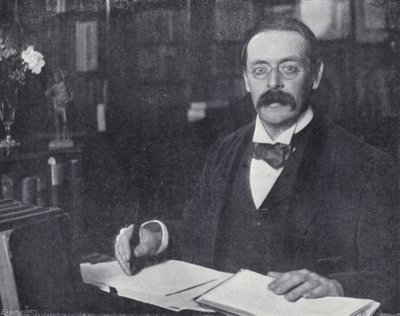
258, 134, 309, 214
258, 117, 315, 214
204, 123, 254, 266
209, 123, 255, 216
290, 115, 338, 245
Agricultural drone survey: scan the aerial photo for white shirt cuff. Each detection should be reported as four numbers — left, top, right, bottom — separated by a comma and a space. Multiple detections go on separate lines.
140, 220, 169, 255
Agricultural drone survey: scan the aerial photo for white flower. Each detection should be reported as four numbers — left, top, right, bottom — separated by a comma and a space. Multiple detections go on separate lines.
21, 45, 45, 74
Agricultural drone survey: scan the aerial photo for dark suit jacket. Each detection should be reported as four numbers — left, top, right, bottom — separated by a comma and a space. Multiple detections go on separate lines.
170, 113, 398, 312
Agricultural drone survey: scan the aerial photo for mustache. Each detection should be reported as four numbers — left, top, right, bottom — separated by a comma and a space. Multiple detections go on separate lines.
256, 90, 296, 110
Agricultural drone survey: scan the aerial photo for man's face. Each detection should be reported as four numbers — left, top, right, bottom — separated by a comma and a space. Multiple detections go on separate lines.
243, 31, 323, 129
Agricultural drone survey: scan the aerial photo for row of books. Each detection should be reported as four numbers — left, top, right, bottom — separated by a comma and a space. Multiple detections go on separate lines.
0, 199, 61, 230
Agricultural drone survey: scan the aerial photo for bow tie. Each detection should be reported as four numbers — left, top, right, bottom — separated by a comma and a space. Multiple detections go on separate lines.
252, 142, 292, 169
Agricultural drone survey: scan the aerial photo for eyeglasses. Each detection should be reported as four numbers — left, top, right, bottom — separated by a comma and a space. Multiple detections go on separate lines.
247, 62, 307, 80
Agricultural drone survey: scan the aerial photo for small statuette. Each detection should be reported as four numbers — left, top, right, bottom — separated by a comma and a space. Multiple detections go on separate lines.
46, 70, 74, 150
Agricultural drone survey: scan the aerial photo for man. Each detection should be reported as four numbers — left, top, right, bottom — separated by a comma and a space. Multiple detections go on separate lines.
115, 18, 398, 311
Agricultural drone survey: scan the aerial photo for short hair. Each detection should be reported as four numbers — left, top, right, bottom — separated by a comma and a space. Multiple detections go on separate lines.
240, 18, 321, 70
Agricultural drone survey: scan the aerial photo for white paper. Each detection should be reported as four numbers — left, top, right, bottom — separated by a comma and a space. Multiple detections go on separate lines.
196, 269, 379, 316
80, 260, 231, 312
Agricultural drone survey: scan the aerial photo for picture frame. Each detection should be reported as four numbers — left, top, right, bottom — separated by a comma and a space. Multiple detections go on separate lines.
354, 0, 388, 42
75, 21, 98, 72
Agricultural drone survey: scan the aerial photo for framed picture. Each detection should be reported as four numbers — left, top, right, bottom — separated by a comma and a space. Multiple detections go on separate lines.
296, 0, 351, 40
75, 21, 98, 72
354, 0, 388, 42
46, 0, 66, 13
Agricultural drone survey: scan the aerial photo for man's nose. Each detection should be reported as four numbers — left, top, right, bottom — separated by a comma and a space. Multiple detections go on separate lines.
267, 68, 283, 89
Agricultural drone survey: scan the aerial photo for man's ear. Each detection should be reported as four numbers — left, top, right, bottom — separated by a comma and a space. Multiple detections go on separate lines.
243, 71, 251, 93
312, 60, 324, 90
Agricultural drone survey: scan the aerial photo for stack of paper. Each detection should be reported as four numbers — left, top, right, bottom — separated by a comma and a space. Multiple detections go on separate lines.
80, 259, 232, 312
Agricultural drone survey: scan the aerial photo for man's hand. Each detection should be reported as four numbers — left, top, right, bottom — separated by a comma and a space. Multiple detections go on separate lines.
114, 221, 166, 275
115, 224, 135, 275
267, 269, 344, 302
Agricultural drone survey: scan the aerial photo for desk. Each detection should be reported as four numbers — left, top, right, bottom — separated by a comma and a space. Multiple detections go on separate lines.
0, 229, 18, 310
80, 286, 213, 315
80, 286, 398, 316
0, 139, 85, 249
79, 257, 399, 316
0, 199, 62, 311
0, 198, 80, 313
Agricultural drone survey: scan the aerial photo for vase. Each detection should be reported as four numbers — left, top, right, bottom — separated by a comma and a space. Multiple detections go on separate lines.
0, 88, 20, 148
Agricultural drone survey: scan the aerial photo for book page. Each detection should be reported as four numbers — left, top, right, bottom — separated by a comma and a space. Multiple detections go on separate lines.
197, 269, 290, 316
293, 297, 379, 316
196, 269, 378, 316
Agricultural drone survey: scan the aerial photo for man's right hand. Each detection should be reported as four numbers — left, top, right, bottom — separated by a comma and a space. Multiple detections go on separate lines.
115, 221, 168, 275
115, 224, 135, 275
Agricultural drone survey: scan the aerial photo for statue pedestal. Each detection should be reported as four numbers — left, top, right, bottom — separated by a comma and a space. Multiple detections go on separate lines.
49, 139, 74, 150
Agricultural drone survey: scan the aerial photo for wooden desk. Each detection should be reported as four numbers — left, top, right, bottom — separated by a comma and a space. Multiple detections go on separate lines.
0, 229, 18, 310
0, 199, 62, 311
80, 286, 397, 316
0, 140, 85, 253
79, 257, 398, 316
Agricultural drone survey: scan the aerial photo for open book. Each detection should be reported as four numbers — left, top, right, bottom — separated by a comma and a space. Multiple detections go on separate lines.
80, 260, 380, 315
196, 269, 380, 316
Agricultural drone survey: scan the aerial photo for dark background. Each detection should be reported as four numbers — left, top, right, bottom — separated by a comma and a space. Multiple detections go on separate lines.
0, 2, 399, 312
1, 0, 399, 252
2, 0, 398, 250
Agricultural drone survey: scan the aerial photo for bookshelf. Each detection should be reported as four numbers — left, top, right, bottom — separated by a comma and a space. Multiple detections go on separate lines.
128, 0, 191, 139
4, 0, 398, 220
193, 0, 254, 102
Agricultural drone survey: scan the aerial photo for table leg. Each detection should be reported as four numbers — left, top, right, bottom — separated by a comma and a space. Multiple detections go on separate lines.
0, 229, 20, 311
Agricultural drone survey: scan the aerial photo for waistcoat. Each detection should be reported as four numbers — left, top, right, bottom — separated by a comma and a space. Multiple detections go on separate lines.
214, 121, 314, 274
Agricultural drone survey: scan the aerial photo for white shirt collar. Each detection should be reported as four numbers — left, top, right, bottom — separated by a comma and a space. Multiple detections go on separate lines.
252, 106, 314, 145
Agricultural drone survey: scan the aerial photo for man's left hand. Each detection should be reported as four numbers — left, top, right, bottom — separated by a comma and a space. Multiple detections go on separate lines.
267, 269, 344, 302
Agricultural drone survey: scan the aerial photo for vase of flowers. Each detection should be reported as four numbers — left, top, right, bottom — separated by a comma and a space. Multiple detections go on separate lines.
0, 37, 45, 148
0, 86, 19, 147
